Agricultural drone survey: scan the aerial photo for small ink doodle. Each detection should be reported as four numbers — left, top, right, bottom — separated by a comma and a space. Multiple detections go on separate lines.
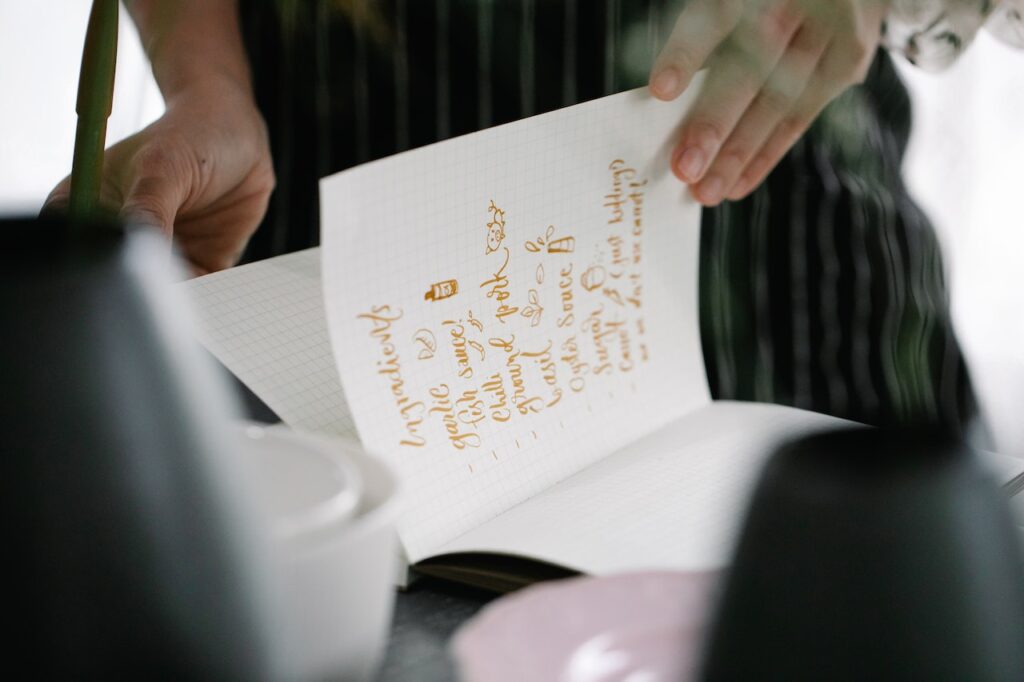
535, 263, 546, 285
486, 200, 507, 255
526, 225, 575, 254
520, 289, 545, 327
413, 329, 437, 360
465, 309, 485, 332
548, 236, 575, 253
425, 279, 459, 301
580, 265, 607, 292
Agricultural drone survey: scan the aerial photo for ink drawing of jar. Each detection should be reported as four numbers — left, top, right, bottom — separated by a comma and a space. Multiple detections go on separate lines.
547, 236, 576, 254
425, 279, 459, 301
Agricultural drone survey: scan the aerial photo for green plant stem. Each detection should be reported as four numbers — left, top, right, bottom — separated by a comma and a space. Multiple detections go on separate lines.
69, 0, 119, 224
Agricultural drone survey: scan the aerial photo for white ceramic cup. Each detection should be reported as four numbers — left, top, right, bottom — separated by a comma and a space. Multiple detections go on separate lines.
234, 423, 401, 682
239, 423, 363, 539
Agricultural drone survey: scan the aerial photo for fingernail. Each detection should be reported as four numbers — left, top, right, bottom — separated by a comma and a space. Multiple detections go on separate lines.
700, 176, 724, 205
652, 68, 681, 99
676, 148, 707, 182
121, 209, 171, 237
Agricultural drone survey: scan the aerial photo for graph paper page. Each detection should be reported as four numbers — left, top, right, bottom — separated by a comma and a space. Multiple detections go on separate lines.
437, 402, 848, 573
321, 85, 710, 561
183, 248, 357, 438
438, 401, 1024, 573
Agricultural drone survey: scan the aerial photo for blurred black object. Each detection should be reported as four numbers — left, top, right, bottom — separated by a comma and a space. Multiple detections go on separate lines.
1, 216, 274, 680
700, 427, 1024, 681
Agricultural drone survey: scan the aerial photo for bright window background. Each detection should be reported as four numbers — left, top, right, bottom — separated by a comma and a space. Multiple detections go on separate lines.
0, 4, 1020, 451
0, 1, 164, 214
896, 34, 1024, 455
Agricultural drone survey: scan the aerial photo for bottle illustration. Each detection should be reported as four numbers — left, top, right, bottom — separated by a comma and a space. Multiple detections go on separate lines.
425, 279, 459, 301
547, 236, 576, 254
525, 225, 575, 254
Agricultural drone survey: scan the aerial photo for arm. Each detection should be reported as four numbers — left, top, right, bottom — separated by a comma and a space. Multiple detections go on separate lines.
46, 0, 274, 275
127, 0, 253, 101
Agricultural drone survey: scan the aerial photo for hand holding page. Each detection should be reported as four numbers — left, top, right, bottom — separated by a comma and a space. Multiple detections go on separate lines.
320, 85, 710, 560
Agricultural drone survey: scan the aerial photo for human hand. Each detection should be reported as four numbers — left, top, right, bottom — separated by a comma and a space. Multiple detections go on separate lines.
649, 0, 887, 206
44, 78, 274, 275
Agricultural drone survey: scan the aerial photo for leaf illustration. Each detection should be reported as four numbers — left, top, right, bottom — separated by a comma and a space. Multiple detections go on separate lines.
413, 328, 437, 360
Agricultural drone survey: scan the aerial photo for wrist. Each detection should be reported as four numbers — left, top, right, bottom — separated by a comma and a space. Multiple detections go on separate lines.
161, 69, 255, 110
160, 75, 264, 134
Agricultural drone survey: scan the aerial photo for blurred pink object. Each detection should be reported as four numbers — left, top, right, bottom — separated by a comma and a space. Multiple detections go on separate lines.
451, 571, 717, 682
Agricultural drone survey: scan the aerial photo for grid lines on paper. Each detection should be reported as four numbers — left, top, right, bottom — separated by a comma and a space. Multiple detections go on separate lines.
321, 85, 709, 560
183, 249, 357, 438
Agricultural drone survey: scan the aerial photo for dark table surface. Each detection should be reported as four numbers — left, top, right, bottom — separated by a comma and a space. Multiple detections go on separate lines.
377, 579, 496, 682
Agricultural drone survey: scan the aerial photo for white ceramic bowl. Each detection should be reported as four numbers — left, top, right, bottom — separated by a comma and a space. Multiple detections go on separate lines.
452, 572, 717, 682
234, 423, 401, 682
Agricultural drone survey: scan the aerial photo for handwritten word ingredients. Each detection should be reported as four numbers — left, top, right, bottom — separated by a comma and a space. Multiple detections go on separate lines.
357, 306, 426, 448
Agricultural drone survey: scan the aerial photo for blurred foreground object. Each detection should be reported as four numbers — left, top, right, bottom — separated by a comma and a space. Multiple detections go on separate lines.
452, 571, 716, 682
235, 423, 401, 681
68, 0, 117, 222
2, 216, 275, 679
700, 427, 1024, 681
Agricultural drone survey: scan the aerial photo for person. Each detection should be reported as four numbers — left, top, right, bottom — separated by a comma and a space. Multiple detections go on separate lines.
43, 0, 1024, 434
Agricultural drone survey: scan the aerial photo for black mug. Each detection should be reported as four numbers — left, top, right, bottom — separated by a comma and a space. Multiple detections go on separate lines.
2, 216, 275, 679
700, 426, 1024, 681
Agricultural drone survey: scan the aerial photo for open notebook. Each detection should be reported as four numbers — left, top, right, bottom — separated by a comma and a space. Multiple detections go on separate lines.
183, 86, 1024, 591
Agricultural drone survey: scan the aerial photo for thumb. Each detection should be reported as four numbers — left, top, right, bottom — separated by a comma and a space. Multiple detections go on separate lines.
118, 171, 187, 239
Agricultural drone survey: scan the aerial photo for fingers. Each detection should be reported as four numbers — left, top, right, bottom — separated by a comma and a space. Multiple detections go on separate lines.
725, 51, 844, 200
179, 200, 272, 276
725, 29, 877, 201
660, 0, 884, 204
671, 1, 805, 191
40, 178, 72, 218
118, 146, 190, 238
691, 21, 831, 205
42, 173, 123, 220
649, 0, 744, 100
40, 147, 185, 240
120, 177, 179, 238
